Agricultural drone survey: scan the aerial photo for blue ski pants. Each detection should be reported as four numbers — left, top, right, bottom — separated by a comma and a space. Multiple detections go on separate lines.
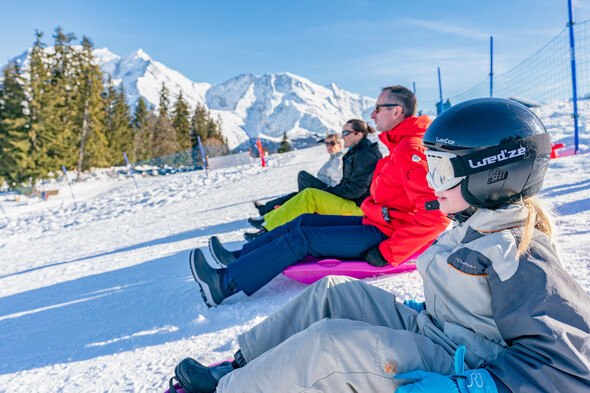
226, 214, 388, 295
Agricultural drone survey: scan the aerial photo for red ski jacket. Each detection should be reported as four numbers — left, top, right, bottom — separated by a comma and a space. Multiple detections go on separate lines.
361, 115, 450, 264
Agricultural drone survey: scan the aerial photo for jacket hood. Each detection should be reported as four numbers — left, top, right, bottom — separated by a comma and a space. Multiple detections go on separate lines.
379, 115, 432, 148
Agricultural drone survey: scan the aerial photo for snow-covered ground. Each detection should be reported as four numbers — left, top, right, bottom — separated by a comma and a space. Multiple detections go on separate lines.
1, 105, 589, 392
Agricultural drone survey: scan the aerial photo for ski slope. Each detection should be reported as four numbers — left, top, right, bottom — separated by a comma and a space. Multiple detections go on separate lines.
1, 113, 590, 392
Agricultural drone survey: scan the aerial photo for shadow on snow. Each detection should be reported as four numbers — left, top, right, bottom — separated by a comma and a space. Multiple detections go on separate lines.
1, 220, 248, 280
0, 242, 304, 374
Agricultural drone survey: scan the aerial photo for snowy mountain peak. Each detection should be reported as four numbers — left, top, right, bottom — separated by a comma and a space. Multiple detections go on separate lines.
92, 47, 120, 65
134, 48, 151, 61
94, 47, 211, 115
203, 71, 376, 149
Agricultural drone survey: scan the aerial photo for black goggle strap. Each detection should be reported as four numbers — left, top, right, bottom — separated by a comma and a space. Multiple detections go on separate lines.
449, 133, 551, 177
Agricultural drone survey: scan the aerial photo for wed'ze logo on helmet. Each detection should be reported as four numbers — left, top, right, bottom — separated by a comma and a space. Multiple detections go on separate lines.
468, 147, 526, 169
435, 137, 455, 145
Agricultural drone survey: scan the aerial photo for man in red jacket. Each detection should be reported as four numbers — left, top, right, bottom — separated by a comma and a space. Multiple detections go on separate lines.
189, 85, 451, 308
360, 86, 451, 265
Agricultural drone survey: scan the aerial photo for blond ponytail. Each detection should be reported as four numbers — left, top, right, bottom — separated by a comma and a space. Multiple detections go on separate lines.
518, 197, 556, 256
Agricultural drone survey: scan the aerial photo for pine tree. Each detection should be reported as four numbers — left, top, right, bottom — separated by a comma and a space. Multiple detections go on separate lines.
27, 30, 58, 180
132, 96, 148, 131
104, 78, 133, 165
113, 84, 134, 163
73, 36, 110, 177
158, 83, 170, 121
213, 115, 227, 145
189, 102, 226, 149
132, 97, 151, 161
0, 62, 32, 186
190, 102, 208, 148
172, 91, 191, 151
150, 111, 180, 158
49, 26, 79, 172
103, 76, 118, 147
278, 132, 292, 153
206, 118, 218, 140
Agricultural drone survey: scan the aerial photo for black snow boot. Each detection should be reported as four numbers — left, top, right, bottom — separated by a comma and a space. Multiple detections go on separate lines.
253, 199, 267, 216
189, 249, 235, 307
170, 358, 235, 393
208, 236, 240, 268
243, 228, 267, 242
247, 216, 266, 230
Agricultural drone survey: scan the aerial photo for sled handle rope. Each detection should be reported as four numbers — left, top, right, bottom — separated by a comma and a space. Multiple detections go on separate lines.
169, 377, 181, 393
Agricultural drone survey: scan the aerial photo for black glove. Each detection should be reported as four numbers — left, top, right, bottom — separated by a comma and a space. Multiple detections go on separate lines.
360, 246, 389, 267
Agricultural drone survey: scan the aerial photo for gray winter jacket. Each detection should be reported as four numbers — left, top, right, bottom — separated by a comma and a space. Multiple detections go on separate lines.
316, 151, 343, 187
418, 205, 590, 393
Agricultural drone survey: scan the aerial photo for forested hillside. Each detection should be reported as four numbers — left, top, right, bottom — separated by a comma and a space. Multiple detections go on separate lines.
0, 27, 225, 188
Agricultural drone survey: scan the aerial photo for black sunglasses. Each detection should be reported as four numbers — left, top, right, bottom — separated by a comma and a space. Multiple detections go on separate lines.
324, 141, 337, 146
341, 130, 359, 137
374, 104, 402, 114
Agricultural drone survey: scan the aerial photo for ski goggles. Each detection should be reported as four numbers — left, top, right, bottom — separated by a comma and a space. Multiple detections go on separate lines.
425, 133, 552, 193
425, 150, 465, 192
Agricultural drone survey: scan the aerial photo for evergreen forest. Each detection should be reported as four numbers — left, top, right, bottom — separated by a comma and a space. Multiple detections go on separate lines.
0, 27, 226, 188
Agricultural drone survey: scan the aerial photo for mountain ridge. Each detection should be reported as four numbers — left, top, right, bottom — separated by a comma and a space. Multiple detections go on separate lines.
9, 47, 376, 150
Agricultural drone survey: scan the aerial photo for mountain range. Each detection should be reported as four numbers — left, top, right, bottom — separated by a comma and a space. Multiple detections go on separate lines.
93, 48, 377, 150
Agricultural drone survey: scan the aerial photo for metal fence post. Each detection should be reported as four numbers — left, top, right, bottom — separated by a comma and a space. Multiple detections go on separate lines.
490, 36, 494, 97
197, 136, 208, 177
567, 0, 580, 154
437, 67, 444, 114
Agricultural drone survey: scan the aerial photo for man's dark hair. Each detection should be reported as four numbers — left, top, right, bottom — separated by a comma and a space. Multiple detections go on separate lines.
381, 85, 417, 118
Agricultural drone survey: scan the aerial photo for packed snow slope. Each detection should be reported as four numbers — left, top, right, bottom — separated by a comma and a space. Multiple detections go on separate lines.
0, 107, 589, 392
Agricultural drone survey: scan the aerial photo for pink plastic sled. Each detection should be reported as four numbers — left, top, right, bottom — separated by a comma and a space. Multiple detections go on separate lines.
282, 253, 420, 285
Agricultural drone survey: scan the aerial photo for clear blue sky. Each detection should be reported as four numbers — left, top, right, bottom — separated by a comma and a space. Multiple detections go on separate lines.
1, 0, 589, 104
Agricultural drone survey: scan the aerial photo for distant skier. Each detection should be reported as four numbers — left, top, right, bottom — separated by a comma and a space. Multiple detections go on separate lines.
189, 85, 449, 306
171, 98, 590, 393
246, 119, 382, 239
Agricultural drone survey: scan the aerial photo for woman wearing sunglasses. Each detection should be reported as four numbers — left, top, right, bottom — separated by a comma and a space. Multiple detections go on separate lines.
172, 98, 590, 393
245, 119, 381, 239
252, 131, 345, 217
